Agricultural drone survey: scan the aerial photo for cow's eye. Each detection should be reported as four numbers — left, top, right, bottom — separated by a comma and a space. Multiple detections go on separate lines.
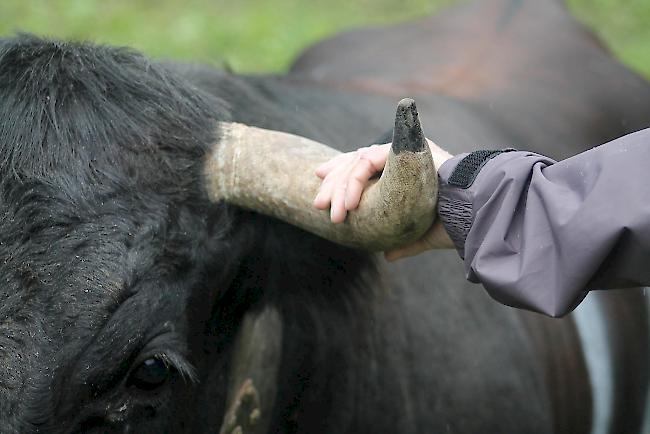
128, 356, 173, 391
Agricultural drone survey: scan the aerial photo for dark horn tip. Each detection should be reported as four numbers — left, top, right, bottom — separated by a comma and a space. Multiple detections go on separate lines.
391, 98, 427, 154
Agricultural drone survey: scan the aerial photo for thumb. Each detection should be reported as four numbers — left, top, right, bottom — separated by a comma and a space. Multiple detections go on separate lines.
384, 220, 455, 261
384, 239, 432, 262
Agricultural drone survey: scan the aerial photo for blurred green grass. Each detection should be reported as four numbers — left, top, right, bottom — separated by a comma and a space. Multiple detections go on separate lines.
0, 0, 648, 78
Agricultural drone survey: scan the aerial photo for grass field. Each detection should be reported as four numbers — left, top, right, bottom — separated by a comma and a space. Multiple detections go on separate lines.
0, 0, 648, 78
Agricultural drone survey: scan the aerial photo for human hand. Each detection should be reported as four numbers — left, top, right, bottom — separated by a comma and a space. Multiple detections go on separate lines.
313, 139, 455, 260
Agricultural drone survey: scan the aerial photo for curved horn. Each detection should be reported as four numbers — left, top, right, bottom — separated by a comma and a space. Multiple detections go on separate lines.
204, 98, 437, 251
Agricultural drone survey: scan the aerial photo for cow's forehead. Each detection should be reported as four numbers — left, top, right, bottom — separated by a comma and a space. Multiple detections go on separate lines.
0, 206, 128, 338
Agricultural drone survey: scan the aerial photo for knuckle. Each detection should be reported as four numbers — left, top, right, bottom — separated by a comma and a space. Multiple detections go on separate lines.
356, 146, 371, 158
356, 156, 373, 168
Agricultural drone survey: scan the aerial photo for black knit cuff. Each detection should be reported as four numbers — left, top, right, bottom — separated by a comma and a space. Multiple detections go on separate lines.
448, 149, 516, 189
438, 195, 473, 257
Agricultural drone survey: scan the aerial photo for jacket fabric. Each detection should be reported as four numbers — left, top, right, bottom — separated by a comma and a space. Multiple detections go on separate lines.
437, 128, 650, 317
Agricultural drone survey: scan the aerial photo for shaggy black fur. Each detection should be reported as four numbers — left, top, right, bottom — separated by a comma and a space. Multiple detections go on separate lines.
0, 35, 376, 433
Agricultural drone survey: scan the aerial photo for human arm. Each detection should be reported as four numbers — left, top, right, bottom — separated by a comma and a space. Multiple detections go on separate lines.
438, 128, 650, 316
315, 128, 650, 317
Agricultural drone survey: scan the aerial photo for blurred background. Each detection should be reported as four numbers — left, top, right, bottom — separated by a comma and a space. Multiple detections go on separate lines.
0, 0, 648, 78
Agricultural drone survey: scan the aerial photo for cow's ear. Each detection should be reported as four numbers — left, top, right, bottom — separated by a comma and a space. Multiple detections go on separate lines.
219, 306, 282, 434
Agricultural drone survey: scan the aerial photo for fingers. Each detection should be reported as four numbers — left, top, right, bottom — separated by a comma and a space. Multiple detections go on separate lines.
313, 161, 342, 209
313, 144, 390, 222
343, 144, 390, 211
313, 177, 335, 209
314, 151, 359, 217
314, 137, 456, 256
359, 144, 391, 171
315, 153, 350, 178
330, 181, 348, 223
344, 158, 375, 210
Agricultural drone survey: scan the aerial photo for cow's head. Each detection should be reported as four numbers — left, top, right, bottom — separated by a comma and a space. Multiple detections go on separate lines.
0, 35, 436, 433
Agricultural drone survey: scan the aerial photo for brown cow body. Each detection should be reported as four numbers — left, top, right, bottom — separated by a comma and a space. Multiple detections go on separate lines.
284, 0, 650, 432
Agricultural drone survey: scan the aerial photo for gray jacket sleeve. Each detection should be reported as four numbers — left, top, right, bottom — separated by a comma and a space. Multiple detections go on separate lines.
436, 128, 650, 317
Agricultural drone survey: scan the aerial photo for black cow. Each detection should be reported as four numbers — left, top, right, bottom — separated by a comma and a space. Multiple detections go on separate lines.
0, 0, 649, 433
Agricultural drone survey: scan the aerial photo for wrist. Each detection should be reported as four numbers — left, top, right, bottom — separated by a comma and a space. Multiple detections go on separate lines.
426, 139, 453, 170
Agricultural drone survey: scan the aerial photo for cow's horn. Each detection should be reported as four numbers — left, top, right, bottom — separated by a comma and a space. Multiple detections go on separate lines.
205, 98, 437, 251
